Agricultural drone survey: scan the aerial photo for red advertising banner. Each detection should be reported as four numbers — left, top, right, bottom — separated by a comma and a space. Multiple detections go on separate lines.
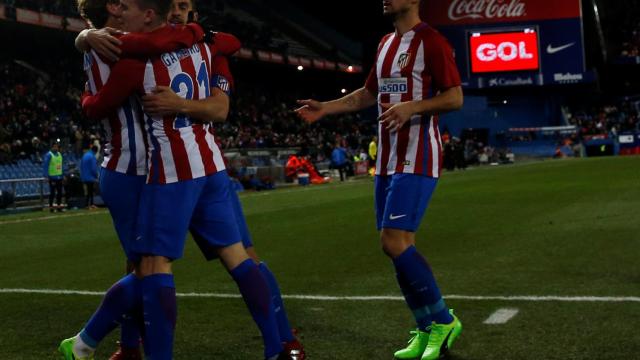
312, 59, 326, 70
421, 0, 582, 26
288, 55, 301, 66
257, 50, 271, 62
469, 30, 539, 73
235, 48, 253, 59
299, 58, 312, 67
66, 18, 89, 32
40, 13, 63, 29
270, 52, 284, 64
16, 8, 41, 26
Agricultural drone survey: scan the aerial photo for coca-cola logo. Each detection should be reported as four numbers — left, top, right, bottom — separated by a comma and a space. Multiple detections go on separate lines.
448, 0, 526, 21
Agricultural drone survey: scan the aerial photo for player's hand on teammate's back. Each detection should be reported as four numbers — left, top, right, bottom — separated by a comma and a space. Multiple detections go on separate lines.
143, 86, 185, 117
379, 102, 417, 132
295, 99, 326, 124
87, 28, 124, 62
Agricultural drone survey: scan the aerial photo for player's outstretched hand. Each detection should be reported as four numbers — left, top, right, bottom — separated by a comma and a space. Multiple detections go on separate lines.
87, 27, 123, 62
379, 102, 416, 132
142, 86, 184, 117
295, 99, 326, 124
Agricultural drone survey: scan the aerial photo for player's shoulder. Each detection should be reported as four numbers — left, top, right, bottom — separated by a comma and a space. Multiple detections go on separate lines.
414, 23, 446, 41
379, 32, 395, 44
415, 23, 454, 51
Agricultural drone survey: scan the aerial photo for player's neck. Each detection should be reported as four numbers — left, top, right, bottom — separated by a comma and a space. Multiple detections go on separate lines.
104, 17, 120, 30
394, 11, 421, 36
144, 21, 166, 33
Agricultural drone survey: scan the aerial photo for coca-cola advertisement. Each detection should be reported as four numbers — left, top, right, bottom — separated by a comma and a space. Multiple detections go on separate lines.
421, 0, 582, 26
419, 0, 591, 88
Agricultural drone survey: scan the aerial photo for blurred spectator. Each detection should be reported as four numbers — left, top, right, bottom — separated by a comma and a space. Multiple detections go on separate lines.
0, 61, 101, 163
43, 142, 63, 212
368, 136, 377, 169
568, 99, 640, 139
80, 145, 98, 209
330, 142, 349, 181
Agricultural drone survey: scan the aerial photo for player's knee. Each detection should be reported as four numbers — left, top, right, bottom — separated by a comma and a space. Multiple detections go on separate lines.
380, 229, 413, 258
218, 242, 251, 271
380, 236, 404, 258
138, 255, 172, 276
245, 246, 260, 264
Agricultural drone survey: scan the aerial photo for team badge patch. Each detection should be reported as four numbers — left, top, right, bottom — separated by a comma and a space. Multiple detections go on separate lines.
397, 52, 411, 69
212, 75, 230, 94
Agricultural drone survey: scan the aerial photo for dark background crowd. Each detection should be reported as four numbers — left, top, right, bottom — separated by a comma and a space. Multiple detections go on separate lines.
0, 58, 375, 167
568, 98, 640, 138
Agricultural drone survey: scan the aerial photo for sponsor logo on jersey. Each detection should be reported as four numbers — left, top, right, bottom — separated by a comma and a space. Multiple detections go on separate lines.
379, 78, 409, 94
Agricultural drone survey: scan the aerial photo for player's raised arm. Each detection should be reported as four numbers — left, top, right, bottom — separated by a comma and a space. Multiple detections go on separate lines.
142, 54, 234, 122
82, 58, 145, 120
379, 86, 463, 132
75, 28, 124, 61
295, 87, 377, 124
119, 23, 205, 57
142, 87, 230, 122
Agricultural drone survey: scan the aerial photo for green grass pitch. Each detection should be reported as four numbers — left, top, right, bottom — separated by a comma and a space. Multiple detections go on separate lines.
1, 156, 639, 359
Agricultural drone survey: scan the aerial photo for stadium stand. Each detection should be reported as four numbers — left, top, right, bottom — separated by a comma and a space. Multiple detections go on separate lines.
4, 0, 356, 65
0, 57, 374, 197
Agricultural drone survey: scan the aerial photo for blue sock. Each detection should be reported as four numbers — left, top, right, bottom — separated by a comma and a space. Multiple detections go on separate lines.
259, 262, 295, 343
396, 272, 432, 331
141, 274, 176, 360
393, 246, 453, 326
230, 259, 283, 358
80, 274, 141, 347
119, 278, 143, 350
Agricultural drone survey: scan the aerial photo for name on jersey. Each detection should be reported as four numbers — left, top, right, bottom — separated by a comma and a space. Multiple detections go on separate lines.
161, 44, 201, 67
379, 78, 408, 94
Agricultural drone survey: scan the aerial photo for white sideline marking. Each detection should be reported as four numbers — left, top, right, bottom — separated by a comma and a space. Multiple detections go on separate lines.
0, 211, 107, 225
1, 288, 640, 303
483, 308, 519, 324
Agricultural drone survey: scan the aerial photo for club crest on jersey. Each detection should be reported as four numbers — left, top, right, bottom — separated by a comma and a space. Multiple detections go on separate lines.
397, 52, 411, 70
214, 75, 230, 93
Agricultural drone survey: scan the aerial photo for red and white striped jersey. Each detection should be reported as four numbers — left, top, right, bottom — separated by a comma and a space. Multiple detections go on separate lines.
142, 42, 226, 184
84, 50, 148, 176
365, 22, 461, 178
81, 26, 232, 184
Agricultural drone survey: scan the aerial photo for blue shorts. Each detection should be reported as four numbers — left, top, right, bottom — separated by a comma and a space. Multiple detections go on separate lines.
99, 168, 146, 262
374, 174, 438, 232
194, 178, 253, 261
133, 171, 242, 260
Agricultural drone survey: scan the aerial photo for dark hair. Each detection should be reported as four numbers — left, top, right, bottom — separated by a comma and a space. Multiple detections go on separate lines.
136, 0, 173, 19
91, 145, 100, 153
77, 0, 119, 28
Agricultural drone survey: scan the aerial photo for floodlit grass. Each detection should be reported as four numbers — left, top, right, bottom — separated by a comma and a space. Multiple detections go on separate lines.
1, 156, 639, 359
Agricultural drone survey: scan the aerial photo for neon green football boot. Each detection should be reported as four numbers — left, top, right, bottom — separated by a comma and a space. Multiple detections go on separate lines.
393, 328, 430, 359
421, 310, 463, 360
58, 337, 94, 360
